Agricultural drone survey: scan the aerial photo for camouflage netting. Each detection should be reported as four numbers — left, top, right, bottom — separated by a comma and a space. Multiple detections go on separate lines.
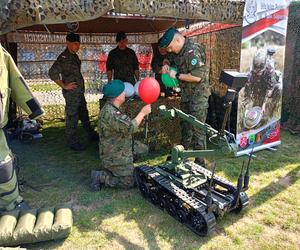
0, 0, 114, 35
0, 0, 246, 148
113, 0, 245, 24
0, 0, 245, 36
191, 26, 242, 132
6, 24, 242, 149
282, 1, 300, 135
9, 24, 242, 148
101, 97, 182, 150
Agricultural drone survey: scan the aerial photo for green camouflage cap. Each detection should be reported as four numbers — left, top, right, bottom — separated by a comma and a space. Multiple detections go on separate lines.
159, 27, 177, 48
103, 80, 125, 97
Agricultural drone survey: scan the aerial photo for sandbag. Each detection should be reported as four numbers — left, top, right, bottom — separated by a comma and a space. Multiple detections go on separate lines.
0, 211, 19, 246
52, 207, 73, 240
0, 206, 72, 247
13, 209, 37, 245
33, 207, 54, 241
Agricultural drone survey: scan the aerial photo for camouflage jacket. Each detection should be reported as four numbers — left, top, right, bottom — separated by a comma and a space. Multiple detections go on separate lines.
106, 47, 139, 84
246, 69, 279, 106
48, 48, 84, 93
98, 102, 139, 167
173, 38, 211, 103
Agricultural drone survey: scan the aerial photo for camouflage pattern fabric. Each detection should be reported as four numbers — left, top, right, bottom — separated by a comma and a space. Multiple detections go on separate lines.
172, 38, 211, 150
115, 0, 245, 25
0, 1, 244, 36
48, 48, 94, 146
0, 0, 113, 35
98, 102, 139, 188
238, 69, 281, 132
106, 47, 139, 84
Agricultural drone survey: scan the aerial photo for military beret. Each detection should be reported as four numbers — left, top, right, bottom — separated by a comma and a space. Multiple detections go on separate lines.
103, 80, 125, 97
159, 27, 177, 48
66, 33, 80, 43
116, 31, 127, 42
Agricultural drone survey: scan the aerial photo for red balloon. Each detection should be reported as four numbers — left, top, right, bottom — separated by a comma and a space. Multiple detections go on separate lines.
138, 77, 160, 104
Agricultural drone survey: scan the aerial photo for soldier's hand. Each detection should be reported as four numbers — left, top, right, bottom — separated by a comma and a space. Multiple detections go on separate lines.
141, 104, 152, 116
169, 69, 177, 79
63, 82, 77, 90
162, 65, 169, 74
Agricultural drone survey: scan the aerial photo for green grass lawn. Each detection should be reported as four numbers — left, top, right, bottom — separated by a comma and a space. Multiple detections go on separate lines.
28, 82, 100, 92
29, 83, 61, 92
10, 119, 300, 250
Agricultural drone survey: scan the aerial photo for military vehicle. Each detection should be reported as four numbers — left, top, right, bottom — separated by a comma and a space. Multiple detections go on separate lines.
134, 73, 251, 236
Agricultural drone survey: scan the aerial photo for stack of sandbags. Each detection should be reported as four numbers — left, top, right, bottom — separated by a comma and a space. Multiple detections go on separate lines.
0, 207, 72, 247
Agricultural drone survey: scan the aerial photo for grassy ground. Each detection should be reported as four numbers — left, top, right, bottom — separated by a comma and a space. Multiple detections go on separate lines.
29, 83, 61, 92
28, 82, 100, 92
10, 118, 300, 250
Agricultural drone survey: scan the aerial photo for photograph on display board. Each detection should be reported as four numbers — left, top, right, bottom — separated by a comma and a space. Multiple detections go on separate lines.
236, 0, 290, 155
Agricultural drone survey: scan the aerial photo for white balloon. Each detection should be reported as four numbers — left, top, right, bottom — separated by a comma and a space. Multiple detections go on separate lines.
124, 82, 135, 98
134, 81, 141, 96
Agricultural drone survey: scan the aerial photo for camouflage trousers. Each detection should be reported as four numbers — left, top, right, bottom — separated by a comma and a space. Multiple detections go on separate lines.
180, 97, 209, 151
97, 141, 148, 188
63, 90, 94, 145
98, 164, 135, 188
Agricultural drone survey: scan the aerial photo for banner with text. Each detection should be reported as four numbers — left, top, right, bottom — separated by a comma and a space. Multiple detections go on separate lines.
236, 0, 290, 156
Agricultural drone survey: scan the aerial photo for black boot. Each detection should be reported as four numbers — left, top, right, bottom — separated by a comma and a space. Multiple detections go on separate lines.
69, 141, 86, 151
90, 170, 102, 191
88, 131, 99, 142
14, 200, 30, 211
194, 158, 205, 167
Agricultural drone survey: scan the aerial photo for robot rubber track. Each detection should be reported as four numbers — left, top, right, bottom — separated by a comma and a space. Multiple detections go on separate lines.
134, 165, 249, 236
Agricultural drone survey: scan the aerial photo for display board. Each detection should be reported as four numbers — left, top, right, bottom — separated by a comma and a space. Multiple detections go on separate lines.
236, 0, 290, 156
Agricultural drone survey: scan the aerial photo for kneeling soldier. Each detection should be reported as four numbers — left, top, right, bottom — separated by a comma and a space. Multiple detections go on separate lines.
91, 80, 151, 190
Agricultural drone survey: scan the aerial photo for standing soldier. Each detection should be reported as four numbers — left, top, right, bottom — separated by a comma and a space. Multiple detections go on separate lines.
49, 33, 98, 151
91, 80, 151, 191
106, 31, 140, 84
159, 28, 211, 166
0, 43, 44, 211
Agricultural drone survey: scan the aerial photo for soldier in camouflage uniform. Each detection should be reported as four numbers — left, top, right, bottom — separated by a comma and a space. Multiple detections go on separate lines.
106, 31, 140, 84
49, 33, 98, 151
91, 80, 151, 191
238, 49, 281, 132
159, 28, 211, 166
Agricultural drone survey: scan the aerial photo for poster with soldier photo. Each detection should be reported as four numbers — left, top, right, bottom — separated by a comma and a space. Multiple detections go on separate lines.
236, 0, 290, 156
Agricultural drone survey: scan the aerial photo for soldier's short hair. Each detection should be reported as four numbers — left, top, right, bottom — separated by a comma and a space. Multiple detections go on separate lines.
66, 33, 80, 43
116, 31, 127, 43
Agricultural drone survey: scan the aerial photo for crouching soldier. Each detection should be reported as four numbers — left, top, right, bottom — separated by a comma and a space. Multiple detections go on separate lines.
91, 80, 151, 191
0, 44, 44, 211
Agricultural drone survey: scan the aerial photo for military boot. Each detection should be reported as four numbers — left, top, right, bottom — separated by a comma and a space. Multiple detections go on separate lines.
90, 170, 102, 191
194, 157, 205, 167
88, 131, 99, 143
14, 200, 30, 211
69, 141, 86, 151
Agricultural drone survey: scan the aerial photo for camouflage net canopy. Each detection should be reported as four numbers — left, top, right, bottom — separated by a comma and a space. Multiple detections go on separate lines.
0, 0, 245, 148
0, 0, 245, 36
